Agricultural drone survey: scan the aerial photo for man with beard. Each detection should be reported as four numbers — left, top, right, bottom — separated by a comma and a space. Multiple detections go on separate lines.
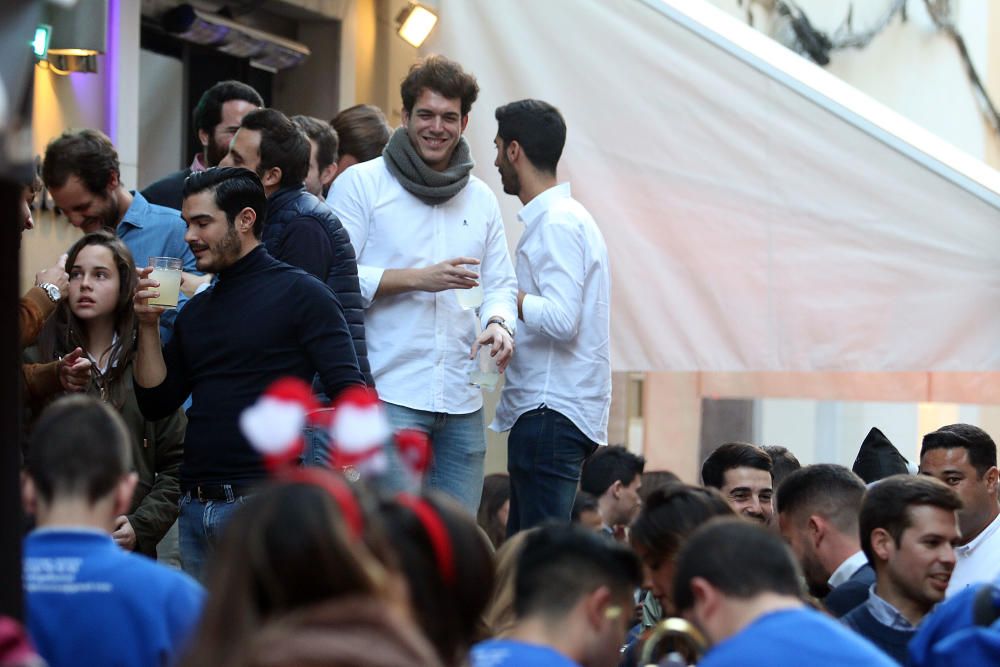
132, 167, 364, 579
842, 475, 962, 664
291, 115, 339, 198
220, 108, 372, 388
43, 129, 196, 342
327, 55, 517, 514
489, 99, 611, 534
776, 464, 874, 616
142, 80, 262, 211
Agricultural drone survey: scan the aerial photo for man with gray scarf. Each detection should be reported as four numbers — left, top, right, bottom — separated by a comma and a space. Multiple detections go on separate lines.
327, 55, 517, 514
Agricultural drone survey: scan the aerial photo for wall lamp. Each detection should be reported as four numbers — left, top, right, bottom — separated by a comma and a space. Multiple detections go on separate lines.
396, 2, 438, 48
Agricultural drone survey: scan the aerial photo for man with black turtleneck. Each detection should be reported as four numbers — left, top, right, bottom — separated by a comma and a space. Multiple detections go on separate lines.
133, 167, 364, 580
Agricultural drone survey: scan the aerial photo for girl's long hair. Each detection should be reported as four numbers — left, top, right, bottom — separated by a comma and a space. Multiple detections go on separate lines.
37, 230, 138, 408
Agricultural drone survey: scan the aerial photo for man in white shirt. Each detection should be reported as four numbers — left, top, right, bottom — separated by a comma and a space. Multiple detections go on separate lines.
489, 99, 612, 534
919, 424, 1000, 596
327, 55, 516, 513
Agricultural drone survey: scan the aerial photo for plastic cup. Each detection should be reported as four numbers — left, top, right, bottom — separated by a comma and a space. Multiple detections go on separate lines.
148, 257, 182, 308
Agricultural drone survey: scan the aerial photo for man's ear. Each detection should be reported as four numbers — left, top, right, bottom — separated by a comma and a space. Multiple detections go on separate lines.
610, 479, 624, 499
870, 527, 893, 563
807, 514, 826, 549
582, 585, 614, 630
985, 466, 999, 494
237, 207, 257, 234
198, 128, 211, 150
106, 170, 121, 193
506, 140, 521, 164
460, 114, 469, 133
113, 473, 138, 518
22, 472, 38, 516
689, 576, 718, 618
260, 166, 282, 190
319, 162, 338, 189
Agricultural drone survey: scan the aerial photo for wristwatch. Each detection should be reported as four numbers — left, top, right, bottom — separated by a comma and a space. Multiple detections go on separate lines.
38, 282, 62, 303
487, 316, 514, 339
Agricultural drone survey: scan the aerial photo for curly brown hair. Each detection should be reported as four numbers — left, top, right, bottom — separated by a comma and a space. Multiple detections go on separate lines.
400, 54, 479, 116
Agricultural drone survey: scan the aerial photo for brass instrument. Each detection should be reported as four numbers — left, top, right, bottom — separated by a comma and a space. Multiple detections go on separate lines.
638, 617, 706, 667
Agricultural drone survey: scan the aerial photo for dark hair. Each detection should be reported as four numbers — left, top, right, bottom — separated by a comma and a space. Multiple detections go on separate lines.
775, 464, 865, 535
291, 115, 339, 171
761, 446, 801, 487
495, 99, 567, 174
37, 231, 138, 409
333, 104, 391, 162
183, 167, 268, 238
26, 395, 131, 504
859, 475, 962, 568
181, 479, 386, 667
380, 493, 494, 666
192, 80, 263, 135
921, 424, 998, 477
400, 54, 479, 116
571, 491, 599, 521
580, 446, 646, 497
672, 518, 801, 613
639, 470, 682, 503
42, 128, 120, 194
515, 524, 642, 618
477, 473, 510, 550
238, 108, 310, 188
701, 442, 772, 489
630, 484, 734, 561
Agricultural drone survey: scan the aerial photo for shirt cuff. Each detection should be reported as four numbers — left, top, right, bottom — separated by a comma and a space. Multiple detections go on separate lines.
358, 265, 385, 307
520, 293, 545, 331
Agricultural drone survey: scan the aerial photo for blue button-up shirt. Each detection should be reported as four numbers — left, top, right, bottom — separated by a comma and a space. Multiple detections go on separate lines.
117, 192, 197, 342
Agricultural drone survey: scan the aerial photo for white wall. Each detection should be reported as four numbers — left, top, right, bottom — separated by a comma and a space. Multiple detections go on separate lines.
137, 49, 184, 190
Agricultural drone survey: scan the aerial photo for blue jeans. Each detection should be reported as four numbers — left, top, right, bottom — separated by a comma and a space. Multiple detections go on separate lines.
178, 487, 249, 583
382, 403, 486, 515
506, 407, 598, 536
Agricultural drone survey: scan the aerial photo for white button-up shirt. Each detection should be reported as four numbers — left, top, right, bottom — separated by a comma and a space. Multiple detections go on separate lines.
327, 157, 517, 414
828, 550, 869, 589
491, 183, 611, 445
946, 510, 1000, 596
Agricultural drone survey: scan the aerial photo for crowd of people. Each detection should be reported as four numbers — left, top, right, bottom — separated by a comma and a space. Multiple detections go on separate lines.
13, 53, 1000, 666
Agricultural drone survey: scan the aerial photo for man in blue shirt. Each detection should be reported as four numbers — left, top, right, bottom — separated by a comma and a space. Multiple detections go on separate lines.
22, 395, 204, 667
471, 525, 641, 667
42, 128, 197, 342
672, 518, 896, 667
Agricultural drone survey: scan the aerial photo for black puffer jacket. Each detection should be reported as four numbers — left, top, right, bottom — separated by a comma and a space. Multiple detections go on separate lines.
263, 186, 373, 387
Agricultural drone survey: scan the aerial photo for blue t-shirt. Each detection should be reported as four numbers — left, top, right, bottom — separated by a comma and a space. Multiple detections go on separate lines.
471, 639, 580, 667
24, 528, 204, 667
699, 607, 896, 667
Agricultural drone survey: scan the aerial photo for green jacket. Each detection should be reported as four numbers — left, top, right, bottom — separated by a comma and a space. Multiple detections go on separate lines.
24, 350, 185, 558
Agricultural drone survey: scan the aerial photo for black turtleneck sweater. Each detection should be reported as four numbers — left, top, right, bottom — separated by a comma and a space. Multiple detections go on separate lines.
135, 245, 365, 485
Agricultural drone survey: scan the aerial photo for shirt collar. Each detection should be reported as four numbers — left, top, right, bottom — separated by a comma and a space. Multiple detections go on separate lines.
957, 510, 1000, 557
517, 182, 572, 227
190, 153, 208, 172
866, 584, 918, 631
828, 550, 869, 588
119, 191, 148, 231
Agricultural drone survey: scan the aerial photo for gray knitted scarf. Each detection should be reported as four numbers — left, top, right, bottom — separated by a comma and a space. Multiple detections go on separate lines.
382, 127, 474, 205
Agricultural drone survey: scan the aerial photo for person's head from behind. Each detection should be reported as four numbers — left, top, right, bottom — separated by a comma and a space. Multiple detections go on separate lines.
572, 492, 603, 532
191, 80, 263, 167
24, 395, 136, 527
290, 115, 339, 197
483, 527, 536, 637
220, 108, 309, 196
380, 492, 494, 666
580, 446, 646, 527
400, 55, 479, 171
181, 167, 267, 273
183, 476, 389, 666
859, 475, 961, 615
761, 446, 801, 488
332, 104, 390, 176
672, 518, 802, 646
702, 442, 773, 525
515, 525, 642, 667
494, 99, 566, 197
629, 484, 734, 614
639, 470, 681, 504
920, 423, 999, 544
43, 129, 124, 233
775, 464, 866, 596
477, 473, 511, 550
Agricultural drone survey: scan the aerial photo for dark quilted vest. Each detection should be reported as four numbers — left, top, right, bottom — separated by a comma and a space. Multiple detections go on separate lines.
263, 186, 373, 387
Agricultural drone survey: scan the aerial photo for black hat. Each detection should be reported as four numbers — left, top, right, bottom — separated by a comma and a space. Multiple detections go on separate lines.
852, 427, 909, 484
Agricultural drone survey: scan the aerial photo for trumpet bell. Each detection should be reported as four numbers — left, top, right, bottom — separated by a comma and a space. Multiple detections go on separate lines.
638, 617, 706, 667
